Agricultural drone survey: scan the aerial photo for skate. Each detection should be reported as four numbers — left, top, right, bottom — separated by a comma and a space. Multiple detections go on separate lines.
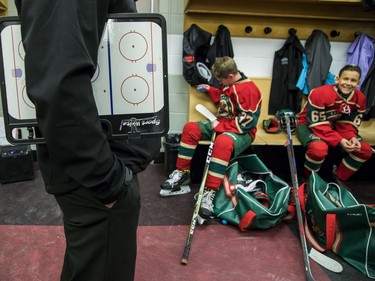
198, 189, 216, 219
236, 171, 267, 193
192, 193, 208, 224
196, 214, 206, 225
159, 169, 191, 197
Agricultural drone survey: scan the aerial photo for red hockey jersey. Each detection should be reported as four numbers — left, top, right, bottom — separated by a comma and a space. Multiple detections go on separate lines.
207, 79, 262, 141
297, 85, 367, 147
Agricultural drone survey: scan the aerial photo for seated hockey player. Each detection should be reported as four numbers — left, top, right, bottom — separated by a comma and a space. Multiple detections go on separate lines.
296, 64, 373, 187
160, 56, 263, 220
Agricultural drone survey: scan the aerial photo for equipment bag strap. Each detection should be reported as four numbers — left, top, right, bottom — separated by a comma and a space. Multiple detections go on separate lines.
298, 182, 333, 252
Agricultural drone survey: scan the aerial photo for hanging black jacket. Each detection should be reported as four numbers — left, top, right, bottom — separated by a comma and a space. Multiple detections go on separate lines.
206, 25, 234, 88
206, 25, 234, 67
361, 55, 375, 118
268, 34, 305, 114
305, 30, 333, 92
363, 0, 375, 11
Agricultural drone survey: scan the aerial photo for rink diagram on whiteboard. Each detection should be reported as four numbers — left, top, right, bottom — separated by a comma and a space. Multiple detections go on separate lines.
1, 20, 165, 121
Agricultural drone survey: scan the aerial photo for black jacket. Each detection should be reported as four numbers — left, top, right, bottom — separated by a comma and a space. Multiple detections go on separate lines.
361, 55, 375, 118
269, 34, 305, 114
206, 25, 234, 68
305, 30, 333, 92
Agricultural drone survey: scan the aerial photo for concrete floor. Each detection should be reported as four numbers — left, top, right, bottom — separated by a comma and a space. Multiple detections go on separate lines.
0, 148, 374, 280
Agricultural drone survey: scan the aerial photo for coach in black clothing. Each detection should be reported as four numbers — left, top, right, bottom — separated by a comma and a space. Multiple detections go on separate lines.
14, 1, 156, 280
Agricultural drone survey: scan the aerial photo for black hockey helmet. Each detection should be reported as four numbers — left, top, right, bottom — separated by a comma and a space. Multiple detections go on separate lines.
275, 109, 297, 133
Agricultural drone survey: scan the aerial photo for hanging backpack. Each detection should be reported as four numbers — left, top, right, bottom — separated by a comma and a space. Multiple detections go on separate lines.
182, 24, 236, 88
182, 24, 212, 86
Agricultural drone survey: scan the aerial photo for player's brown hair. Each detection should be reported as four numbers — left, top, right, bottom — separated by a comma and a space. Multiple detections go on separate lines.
211, 56, 238, 80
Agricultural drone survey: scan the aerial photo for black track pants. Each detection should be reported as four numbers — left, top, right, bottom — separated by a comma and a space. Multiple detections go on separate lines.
55, 176, 140, 281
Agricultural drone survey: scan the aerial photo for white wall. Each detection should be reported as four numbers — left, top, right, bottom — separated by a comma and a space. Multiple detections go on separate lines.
6, 0, 17, 15
167, 35, 350, 78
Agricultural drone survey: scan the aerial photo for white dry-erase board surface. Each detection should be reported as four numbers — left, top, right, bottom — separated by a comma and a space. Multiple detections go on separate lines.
0, 14, 169, 144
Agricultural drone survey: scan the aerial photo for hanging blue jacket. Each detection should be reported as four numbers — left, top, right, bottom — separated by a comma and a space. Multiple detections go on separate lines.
296, 54, 336, 95
296, 54, 309, 94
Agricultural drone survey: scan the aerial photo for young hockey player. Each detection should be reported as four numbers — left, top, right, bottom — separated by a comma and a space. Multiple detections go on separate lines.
160, 56, 262, 220
296, 64, 373, 186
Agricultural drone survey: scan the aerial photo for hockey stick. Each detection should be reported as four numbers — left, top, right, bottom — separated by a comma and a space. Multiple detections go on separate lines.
181, 104, 217, 265
284, 116, 315, 281
283, 117, 343, 275
195, 104, 217, 123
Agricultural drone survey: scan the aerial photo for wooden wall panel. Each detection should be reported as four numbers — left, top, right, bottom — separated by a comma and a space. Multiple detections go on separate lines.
184, 0, 375, 42
0, 0, 7, 16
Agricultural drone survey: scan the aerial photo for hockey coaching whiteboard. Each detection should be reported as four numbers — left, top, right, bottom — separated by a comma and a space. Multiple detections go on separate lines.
0, 14, 169, 144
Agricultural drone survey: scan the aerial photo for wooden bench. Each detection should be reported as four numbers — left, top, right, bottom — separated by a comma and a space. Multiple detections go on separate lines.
188, 77, 375, 146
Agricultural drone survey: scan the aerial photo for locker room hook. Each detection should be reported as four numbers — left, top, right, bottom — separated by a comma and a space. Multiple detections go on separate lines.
264, 27, 272, 34
245, 26, 253, 33
330, 30, 340, 37
288, 28, 297, 36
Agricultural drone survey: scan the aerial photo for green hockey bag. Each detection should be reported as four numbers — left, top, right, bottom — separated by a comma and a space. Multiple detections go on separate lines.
213, 154, 291, 231
300, 172, 375, 279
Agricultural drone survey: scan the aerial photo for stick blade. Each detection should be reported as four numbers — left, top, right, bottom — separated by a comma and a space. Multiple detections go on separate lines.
309, 248, 343, 273
195, 104, 217, 122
